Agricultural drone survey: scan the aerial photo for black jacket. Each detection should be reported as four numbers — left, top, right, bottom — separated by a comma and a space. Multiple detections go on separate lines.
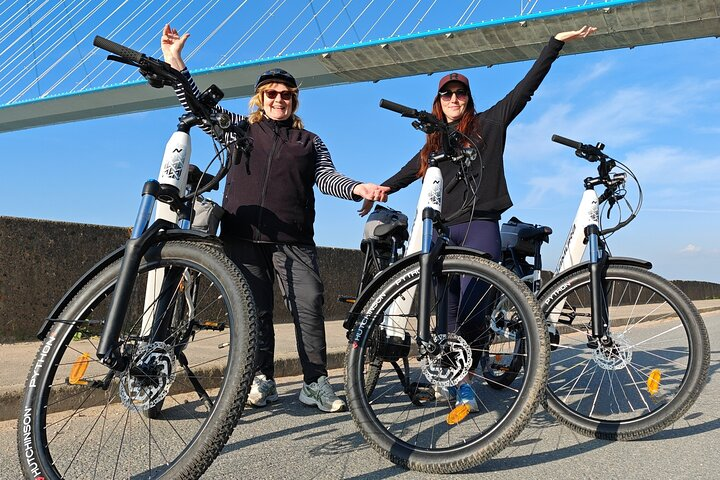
174, 71, 361, 245
382, 37, 565, 224
222, 118, 321, 244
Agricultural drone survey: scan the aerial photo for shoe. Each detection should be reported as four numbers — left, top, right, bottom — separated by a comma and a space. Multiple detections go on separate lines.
299, 376, 346, 412
433, 384, 457, 402
247, 374, 278, 407
455, 382, 479, 412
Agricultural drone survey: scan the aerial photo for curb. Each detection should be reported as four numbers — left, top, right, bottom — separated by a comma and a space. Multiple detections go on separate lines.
0, 348, 348, 423
1, 304, 718, 423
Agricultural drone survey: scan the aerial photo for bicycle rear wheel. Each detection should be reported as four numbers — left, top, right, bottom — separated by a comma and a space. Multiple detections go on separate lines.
18, 241, 256, 479
541, 264, 710, 440
345, 253, 547, 473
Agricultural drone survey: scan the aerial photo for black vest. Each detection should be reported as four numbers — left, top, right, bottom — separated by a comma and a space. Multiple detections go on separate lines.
221, 118, 319, 245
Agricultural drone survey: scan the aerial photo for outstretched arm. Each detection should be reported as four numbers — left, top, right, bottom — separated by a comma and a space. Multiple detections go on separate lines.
555, 25, 597, 42
160, 24, 190, 71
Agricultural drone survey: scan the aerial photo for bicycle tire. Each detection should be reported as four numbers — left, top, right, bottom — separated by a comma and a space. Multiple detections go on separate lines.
540, 265, 710, 440
345, 253, 548, 473
18, 241, 256, 480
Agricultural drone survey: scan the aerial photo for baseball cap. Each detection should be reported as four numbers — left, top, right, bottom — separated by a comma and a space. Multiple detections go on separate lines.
255, 68, 298, 91
438, 72, 470, 92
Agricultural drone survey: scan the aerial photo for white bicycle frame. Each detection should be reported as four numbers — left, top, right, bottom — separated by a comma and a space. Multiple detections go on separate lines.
140, 131, 193, 337
546, 188, 601, 325
380, 164, 444, 339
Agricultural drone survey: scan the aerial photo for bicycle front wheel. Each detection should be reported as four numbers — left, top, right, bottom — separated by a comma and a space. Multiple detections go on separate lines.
345, 253, 547, 473
541, 265, 710, 440
18, 241, 256, 480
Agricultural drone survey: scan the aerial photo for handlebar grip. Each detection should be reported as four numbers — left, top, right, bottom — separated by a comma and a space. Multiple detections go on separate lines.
379, 99, 417, 117
93, 36, 144, 63
551, 134, 583, 150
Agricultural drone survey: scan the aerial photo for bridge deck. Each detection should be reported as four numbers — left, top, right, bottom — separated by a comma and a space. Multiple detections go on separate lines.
1, 0, 718, 132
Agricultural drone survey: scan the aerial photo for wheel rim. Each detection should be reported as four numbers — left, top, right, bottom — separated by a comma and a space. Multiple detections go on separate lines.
544, 270, 696, 425
30, 254, 243, 479
348, 256, 544, 461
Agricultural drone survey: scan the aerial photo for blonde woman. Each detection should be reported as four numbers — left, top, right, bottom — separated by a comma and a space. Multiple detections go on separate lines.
161, 24, 389, 412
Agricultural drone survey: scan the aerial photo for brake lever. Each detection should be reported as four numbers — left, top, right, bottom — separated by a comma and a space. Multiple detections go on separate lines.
106, 54, 140, 68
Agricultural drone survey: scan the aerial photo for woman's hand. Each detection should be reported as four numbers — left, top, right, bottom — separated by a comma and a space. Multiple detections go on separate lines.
555, 25, 597, 42
353, 183, 390, 216
161, 24, 190, 71
358, 199, 374, 217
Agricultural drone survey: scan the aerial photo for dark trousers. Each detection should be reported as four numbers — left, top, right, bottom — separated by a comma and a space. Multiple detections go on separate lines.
444, 220, 501, 370
223, 239, 328, 385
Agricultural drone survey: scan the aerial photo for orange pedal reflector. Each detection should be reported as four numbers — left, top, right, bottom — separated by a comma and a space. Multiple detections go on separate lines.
69, 353, 91, 385
647, 369, 662, 395
447, 404, 471, 425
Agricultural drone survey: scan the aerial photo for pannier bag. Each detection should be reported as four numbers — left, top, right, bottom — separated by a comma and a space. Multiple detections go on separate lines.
191, 196, 224, 235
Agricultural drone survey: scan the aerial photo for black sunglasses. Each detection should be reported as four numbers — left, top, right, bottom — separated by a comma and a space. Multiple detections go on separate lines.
265, 90, 293, 100
438, 89, 468, 100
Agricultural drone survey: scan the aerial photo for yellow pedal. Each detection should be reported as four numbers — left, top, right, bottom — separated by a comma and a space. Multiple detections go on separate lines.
447, 403, 470, 425
68, 353, 91, 385
647, 369, 662, 396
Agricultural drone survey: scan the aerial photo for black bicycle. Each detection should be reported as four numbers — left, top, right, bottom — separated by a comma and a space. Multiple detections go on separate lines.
497, 135, 710, 440
18, 38, 256, 479
343, 100, 549, 473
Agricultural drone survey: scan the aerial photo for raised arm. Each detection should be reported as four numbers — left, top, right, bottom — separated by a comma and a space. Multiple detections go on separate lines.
160, 24, 189, 71
554, 25, 597, 42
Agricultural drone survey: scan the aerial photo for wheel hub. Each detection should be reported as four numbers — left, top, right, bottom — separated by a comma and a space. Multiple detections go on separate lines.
420, 333, 472, 387
119, 342, 176, 410
592, 333, 632, 370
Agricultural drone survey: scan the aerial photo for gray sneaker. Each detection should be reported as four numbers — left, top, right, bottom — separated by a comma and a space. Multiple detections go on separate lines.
298, 376, 346, 412
247, 374, 278, 407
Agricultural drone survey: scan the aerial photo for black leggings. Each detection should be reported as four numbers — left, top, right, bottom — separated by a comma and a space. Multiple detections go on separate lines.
443, 220, 501, 370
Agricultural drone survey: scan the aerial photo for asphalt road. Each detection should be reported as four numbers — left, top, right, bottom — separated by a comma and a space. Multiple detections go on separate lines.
1, 312, 718, 479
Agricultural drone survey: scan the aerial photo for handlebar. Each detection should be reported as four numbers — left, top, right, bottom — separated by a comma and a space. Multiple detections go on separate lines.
93, 36, 145, 63
379, 99, 418, 117
553, 133, 642, 236
94, 35, 234, 199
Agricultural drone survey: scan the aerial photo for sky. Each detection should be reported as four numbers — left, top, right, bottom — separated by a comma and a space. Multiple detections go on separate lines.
0, 5, 719, 283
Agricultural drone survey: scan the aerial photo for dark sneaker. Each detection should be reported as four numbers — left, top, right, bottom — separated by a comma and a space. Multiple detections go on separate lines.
299, 376, 346, 412
247, 374, 278, 407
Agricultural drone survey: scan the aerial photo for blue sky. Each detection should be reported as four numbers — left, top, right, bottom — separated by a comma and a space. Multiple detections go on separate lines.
0, 4, 718, 283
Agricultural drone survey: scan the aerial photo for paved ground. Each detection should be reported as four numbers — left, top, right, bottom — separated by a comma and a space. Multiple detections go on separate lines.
1, 309, 719, 479
1, 299, 719, 422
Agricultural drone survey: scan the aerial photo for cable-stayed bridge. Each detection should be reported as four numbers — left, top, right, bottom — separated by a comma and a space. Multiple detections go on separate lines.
0, 0, 718, 132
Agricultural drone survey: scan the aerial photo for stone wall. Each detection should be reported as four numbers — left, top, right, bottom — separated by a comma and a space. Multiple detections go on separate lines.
0, 216, 363, 342
1, 216, 718, 343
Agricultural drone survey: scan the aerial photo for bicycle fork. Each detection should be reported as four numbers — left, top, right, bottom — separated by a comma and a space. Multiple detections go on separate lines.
585, 224, 610, 343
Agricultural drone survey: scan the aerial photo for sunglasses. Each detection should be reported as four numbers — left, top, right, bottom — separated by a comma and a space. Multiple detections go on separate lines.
265, 90, 293, 100
438, 89, 468, 100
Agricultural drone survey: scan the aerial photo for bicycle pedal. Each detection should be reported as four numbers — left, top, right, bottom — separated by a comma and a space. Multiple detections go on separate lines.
198, 320, 226, 331
647, 369, 662, 396
447, 404, 470, 425
67, 353, 91, 385
337, 295, 356, 304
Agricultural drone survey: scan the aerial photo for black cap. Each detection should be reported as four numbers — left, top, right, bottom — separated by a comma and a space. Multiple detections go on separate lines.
255, 68, 297, 91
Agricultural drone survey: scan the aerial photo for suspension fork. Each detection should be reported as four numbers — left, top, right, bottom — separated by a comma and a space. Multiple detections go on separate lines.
585, 224, 610, 340
96, 180, 162, 369
417, 207, 448, 352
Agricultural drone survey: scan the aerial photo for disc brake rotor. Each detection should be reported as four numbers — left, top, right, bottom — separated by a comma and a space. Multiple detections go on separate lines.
420, 333, 472, 387
592, 333, 632, 371
119, 341, 176, 410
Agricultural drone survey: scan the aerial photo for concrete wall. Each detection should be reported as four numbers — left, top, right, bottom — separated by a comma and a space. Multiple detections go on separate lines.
0, 216, 363, 342
1, 216, 718, 343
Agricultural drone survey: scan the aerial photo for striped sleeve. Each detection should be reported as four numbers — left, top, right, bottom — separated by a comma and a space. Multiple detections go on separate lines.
173, 69, 246, 146
313, 136, 361, 201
